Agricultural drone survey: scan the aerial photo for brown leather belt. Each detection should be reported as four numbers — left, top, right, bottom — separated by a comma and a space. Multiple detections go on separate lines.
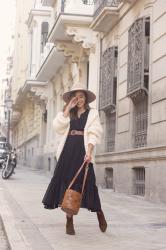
68, 130, 84, 136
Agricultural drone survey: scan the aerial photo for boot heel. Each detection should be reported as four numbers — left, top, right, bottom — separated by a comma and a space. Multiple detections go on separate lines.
66, 216, 76, 235
97, 211, 107, 233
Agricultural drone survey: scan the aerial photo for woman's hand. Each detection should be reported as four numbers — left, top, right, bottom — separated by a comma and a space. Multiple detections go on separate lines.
84, 143, 94, 164
63, 97, 78, 117
84, 154, 92, 164
67, 97, 78, 110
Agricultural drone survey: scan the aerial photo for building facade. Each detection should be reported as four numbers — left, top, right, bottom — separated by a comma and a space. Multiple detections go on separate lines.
11, 0, 166, 203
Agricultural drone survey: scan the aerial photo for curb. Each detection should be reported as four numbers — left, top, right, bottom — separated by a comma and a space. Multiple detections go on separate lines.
0, 186, 30, 250
0, 214, 11, 250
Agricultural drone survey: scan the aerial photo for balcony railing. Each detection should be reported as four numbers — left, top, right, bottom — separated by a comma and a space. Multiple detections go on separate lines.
94, 0, 121, 18
62, 0, 94, 14
82, 0, 94, 5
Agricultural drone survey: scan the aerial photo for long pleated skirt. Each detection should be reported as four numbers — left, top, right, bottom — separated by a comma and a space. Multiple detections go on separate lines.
42, 109, 101, 212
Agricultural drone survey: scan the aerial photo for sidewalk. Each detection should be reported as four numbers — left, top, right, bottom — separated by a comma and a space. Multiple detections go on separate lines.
0, 167, 166, 250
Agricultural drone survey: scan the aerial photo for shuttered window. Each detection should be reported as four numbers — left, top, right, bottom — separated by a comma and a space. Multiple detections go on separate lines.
99, 46, 117, 111
99, 46, 117, 152
127, 17, 150, 148
127, 17, 150, 96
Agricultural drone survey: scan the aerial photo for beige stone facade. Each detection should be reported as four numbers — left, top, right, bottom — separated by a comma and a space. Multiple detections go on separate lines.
11, 0, 166, 203
94, 0, 166, 203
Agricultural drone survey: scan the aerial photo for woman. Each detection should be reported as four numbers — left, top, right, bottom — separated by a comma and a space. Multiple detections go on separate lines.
42, 83, 107, 235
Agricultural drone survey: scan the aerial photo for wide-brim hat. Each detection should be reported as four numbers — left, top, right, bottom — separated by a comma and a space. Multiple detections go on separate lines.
62, 83, 96, 103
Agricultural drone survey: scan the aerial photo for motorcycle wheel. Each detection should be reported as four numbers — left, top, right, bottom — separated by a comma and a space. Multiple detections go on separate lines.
2, 163, 14, 179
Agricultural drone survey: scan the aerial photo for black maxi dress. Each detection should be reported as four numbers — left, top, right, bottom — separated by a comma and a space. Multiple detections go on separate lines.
42, 109, 101, 212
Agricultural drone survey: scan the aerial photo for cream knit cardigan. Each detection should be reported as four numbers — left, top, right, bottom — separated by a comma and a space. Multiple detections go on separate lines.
53, 108, 103, 163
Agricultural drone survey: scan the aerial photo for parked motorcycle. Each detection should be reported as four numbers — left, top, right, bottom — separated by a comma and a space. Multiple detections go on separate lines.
0, 141, 12, 169
1, 151, 17, 179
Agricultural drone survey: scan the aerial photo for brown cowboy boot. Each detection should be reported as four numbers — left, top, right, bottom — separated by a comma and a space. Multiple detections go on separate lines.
66, 215, 75, 235
97, 210, 107, 232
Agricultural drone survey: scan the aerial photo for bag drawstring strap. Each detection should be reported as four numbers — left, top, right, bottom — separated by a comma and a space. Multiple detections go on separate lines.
68, 160, 89, 195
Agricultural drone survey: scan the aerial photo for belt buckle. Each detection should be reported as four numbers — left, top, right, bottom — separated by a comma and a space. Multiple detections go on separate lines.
71, 130, 77, 135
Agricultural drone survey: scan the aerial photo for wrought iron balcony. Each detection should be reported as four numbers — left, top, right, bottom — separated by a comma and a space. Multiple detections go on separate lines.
41, 0, 65, 12
91, 0, 121, 32
41, 0, 56, 6
82, 0, 94, 4
94, 0, 121, 18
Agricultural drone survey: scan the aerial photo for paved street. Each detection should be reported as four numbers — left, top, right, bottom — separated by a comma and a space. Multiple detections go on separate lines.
0, 167, 166, 250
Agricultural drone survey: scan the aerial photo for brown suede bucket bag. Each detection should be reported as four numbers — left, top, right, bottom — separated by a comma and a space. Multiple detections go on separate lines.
61, 161, 89, 216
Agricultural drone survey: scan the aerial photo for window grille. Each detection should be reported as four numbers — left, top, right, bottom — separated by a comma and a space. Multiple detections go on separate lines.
106, 110, 116, 152
94, 0, 121, 17
82, 0, 94, 5
133, 96, 148, 148
41, 22, 49, 53
104, 167, 113, 188
133, 167, 145, 196
99, 46, 117, 111
127, 17, 150, 98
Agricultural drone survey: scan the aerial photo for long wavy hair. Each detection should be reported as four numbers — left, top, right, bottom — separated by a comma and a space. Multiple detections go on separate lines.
63, 90, 90, 120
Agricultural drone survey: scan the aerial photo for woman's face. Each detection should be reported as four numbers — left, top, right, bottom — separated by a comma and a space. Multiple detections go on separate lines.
74, 91, 86, 109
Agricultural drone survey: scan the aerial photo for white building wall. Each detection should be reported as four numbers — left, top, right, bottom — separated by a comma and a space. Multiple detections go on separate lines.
12, 0, 34, 101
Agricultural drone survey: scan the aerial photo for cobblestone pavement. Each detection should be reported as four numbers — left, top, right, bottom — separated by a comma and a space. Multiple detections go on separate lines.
0, 216, 9, 250
0, 167, 166, 250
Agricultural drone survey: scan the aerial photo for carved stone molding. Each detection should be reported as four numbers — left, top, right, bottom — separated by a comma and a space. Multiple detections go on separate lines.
56, 42, 82, 62
65, 26, 96, 52
12, 111, 21, 120
30, 86, 48, 102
